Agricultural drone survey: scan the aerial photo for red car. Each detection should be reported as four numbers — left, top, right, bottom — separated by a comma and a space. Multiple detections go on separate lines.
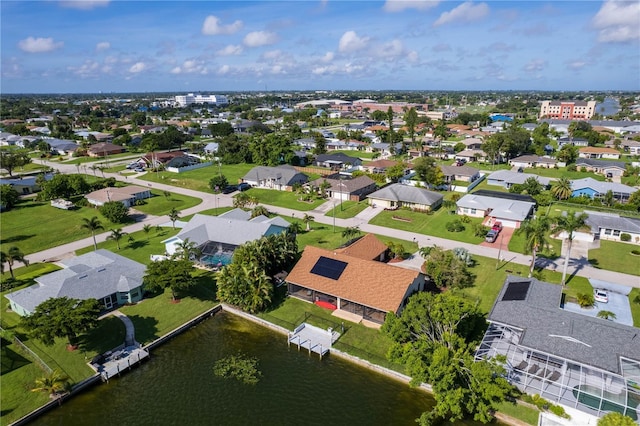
492, 222, 503, 233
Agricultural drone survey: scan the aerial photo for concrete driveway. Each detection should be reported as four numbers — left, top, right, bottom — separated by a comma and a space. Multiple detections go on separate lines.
480, 226, 514, 253
563, 291, 633, 326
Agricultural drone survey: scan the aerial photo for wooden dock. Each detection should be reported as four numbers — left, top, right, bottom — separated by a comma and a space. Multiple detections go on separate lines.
288, 323, 340, 359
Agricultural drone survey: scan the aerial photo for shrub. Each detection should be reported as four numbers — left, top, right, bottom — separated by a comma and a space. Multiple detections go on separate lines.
631, 250, 640, 256
620, 233, 631, 242
99, 201, 129, 223
580, 167, 587, 173
446, 220, 465, 232
473, 224, 489, 237
567, 164, 577, 172
74, 198, 89, 207
459, 215, 471, 223
577, 292, 595, 308
549, 404, 569, 419
134, 199, 147, 206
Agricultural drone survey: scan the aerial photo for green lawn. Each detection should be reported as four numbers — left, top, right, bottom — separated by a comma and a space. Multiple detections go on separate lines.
329, 201, 369, 219
247, 188, 326, 211
258, 297, 403, 372
588, 241, 640, 276
0, 352, 50, 426
523, 167, 605, 181
76, 226, 179, 265
138, 163, 254, 192
507, 230, 562, 260
119, 271, 218, 344
130, 189, 202, 216
370, 207, 486, 244
0, 198, 136, 255
495, 401, 539, 425
629, 288, 640, 327
63, 152, 138, 165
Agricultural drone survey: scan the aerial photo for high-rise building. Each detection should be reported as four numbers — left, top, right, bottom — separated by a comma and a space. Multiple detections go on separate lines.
539, 100, 597, 120
175, 93, 229, 107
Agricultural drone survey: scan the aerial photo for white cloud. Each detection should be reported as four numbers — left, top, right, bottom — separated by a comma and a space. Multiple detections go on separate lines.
18, 37, 63, 53
523, 59, 547, 72
96, 42, 110, 52
171, 59, 208, 75
59, 1, 110, 10
407, 50, 419, 63
217, 44, 243, 56
218, 65, 231, 75
566, 61, 587, 70
129, 62, 146, 73
70, 60, 100, 78
201, 16, 243, 35
434, 2, 489, 27
243, 31, 278, 47
592, 1, 640, 43
321, 51, 334, 62
338, 31, 369, 53
383, 0, 440, 12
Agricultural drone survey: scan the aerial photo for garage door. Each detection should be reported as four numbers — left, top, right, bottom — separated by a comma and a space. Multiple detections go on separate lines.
497, 219, 518, 228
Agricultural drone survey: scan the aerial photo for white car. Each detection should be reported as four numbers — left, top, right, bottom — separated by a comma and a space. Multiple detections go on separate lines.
594, 289, 609, 303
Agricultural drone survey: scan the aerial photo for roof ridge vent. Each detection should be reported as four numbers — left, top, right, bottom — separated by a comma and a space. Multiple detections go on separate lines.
97, 267, 106, 272
78, 274, 88, 279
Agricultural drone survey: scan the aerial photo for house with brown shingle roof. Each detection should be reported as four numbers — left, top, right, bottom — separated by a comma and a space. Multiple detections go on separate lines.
286, 245, 425, 325
335, 233, 388, 261
578, 147, 620, 160
88, 142, 125, 157
361, 159, 411, 175
309, 174, 377, 201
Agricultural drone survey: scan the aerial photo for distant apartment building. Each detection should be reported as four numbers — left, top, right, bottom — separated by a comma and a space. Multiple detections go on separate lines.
175, 93, 229, 107
539, 100, 596, 120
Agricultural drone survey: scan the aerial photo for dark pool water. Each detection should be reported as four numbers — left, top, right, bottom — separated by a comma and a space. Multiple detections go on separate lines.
33, 313, 446, 426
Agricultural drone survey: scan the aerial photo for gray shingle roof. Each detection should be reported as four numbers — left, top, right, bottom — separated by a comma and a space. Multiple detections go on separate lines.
487, 170, 554, 186
488, 277, 640, 374
571, 178, 637, 195
242, 165, 308, 186
5, 250, 145, 314
173, 212, 290, 248
368, 183, 443, 206
457, 194, 534, 221
575, 158, 626, 170
585, 211, 640, 235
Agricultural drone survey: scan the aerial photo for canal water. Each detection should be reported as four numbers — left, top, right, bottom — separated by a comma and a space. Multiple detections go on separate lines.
596, 97, 620, 117
33, 312, 471, 426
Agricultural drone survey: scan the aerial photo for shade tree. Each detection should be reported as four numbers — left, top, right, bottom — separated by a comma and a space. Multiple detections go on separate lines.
143, 258, 195, 302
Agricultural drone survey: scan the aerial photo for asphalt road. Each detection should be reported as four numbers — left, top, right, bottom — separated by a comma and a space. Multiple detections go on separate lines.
16, 158, 640, 289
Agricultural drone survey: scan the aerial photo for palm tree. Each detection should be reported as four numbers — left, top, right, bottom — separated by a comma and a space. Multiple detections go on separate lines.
31, 370, 70, 397
550, 177, 573, 201
174, 238, 201, 261
168, 208, 181, 229
142, 224, 152, 239
1, 246, 29, 279
517, 216, 551, 277
250, 205, 270, 219
555, 212, 588, 285
341, 226, 361, 242
81, 216, 104, 250
106, 228, 127, 250
597, 310, 617, 320
302, 214, 314, 231
287, 222, 303, 236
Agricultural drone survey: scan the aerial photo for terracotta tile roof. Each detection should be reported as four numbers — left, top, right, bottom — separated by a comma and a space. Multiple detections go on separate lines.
335, 233, 388, 260
287, 245, 420, 313
579, 147, 619, 154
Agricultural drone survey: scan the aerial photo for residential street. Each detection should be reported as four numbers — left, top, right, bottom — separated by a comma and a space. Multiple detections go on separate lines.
19, 159, 640, 289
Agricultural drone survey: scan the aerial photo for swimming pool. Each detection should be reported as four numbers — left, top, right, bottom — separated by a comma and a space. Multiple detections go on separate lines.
201, 251, 233, 267
573, 384, 638, 420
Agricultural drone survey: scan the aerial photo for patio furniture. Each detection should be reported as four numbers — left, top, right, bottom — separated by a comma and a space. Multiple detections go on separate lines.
547, 371, 562, 382
527, 364, 539, 374
514, 360, 528, 371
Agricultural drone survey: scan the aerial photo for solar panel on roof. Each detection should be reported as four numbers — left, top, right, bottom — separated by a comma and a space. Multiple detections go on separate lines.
310, 256, 348, 280
502, 281, 530, 301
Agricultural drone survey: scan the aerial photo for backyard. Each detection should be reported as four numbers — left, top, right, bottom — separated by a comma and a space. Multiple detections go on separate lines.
138, 163, 254, 192
245, 188, 326, 211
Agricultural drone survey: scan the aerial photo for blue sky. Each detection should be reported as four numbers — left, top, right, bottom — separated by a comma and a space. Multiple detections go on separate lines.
1, 0, 639, 93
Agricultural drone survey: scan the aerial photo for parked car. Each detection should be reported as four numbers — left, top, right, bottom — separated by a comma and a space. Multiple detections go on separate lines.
134, 167, 145, 173
221, 185, 238, 194
492, 222, 503, 233
237, 182, 251, 191
594, 289, 608, 303
485, 230, 498, 243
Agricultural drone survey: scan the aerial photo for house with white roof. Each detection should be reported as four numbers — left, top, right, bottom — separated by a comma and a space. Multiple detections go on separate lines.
241, 165, 308, 191
5, 250, 146, 316
162, 209, 290, 262
570, 178, 637, 203
584, 211, 640, 245
486, 170, 554, 189
366, 183, 443, 212
508, 155, 558, 169
456, 191, 535, 228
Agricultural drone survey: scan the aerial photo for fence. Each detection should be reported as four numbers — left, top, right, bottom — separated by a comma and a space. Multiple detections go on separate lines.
1, 326, 53, 374
292, 165, 334, 176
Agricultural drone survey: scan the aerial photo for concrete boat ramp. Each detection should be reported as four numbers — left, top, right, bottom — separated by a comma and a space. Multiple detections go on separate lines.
288, 322, 340, 359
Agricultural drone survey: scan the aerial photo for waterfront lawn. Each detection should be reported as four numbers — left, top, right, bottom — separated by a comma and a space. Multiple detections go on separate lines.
588, 240, 640, 276
369, 207, 485, 245
0, 358, 50, 426
248, 188, 326, 211
75, 226, 179, 265
329, 201, 369, 219
629, 288, 640, 328
495, 401, 539, 425
258, 297, 403, 372
119, 270, 218, 345
130, 190, 202, 216
138, 163, 254, 192
0, 198, 131, 255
